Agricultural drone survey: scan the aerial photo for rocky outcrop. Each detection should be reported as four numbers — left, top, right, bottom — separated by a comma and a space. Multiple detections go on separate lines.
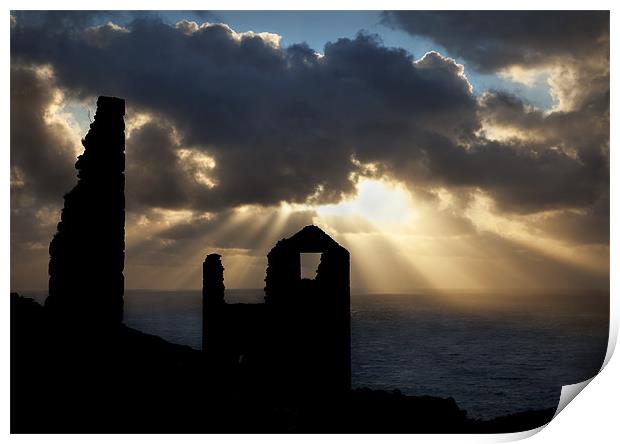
46, 96, 126, 325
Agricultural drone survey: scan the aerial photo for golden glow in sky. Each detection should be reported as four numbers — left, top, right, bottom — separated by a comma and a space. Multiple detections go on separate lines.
87, 175, 608, 293
316, 179, 416, 227
9, 48, 608, 294
284, 179, 609, 294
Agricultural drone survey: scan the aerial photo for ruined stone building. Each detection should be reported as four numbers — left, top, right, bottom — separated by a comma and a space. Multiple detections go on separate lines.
41, 95, 350, 397
203, 225, 351, 396
46, 96, 126, 325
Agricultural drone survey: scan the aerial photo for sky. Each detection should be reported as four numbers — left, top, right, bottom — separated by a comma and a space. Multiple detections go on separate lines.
10, 11, 609, 293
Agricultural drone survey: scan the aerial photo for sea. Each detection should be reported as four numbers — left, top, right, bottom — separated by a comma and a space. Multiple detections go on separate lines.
21, 289, 609, 420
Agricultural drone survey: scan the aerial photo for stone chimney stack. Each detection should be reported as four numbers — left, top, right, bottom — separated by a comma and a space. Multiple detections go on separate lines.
202, 253, 225, 352
46, 96, 126, 325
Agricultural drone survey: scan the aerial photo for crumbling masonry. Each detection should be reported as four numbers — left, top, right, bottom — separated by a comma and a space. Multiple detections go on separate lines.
46, 96, 126, 325
203, 225, 351, 396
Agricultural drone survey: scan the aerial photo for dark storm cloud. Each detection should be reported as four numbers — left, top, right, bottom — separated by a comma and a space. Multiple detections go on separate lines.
11, 65, 76, 204
426, 138, 604, 213
477, 89, 608, 228
10, 13, 608, 217
10, 16, 475, 211
479, 90, 609, 161
382, 11, 609, 72
125, 120, 195, 210
379, 11, 608, 220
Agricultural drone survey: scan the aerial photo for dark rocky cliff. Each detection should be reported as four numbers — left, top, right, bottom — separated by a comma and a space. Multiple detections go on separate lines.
11, 293, 554, 433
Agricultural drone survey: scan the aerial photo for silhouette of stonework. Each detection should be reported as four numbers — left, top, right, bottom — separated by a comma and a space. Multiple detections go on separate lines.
202, 253, 225, 354
265, 225, 351, 393
46, 96, 126, 325
203, 225, 351, 396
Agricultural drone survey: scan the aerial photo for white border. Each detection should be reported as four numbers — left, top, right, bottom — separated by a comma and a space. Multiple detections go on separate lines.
3, 1, 617, 442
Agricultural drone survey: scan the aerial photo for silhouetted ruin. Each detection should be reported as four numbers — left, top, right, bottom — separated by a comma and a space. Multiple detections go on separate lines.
10, 96, 559, 433
45, 96, 126, 325
202, 226, 351, 396
202, 253, 225, 357
266, 225, 351, 392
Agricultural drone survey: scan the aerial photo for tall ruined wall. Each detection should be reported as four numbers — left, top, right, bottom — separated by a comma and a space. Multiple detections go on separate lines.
203, 254, 225, 305
202, 253, 225, 352
46, 96, 126, 325
265, 225, 351, 394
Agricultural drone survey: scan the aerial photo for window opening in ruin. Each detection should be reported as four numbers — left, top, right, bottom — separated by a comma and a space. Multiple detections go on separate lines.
300, 253, 321, 280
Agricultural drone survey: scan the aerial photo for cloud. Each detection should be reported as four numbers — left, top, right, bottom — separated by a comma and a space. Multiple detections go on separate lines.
12, 15, 606, 216
10, 64, 79, 204
11, 17, 482, 210
380, 11, 607, 235
382, 11, 609, 73
9, 12, 609, 291
479, 89, 608, 157
125, 118, 209, 211
383, 11, 609, 118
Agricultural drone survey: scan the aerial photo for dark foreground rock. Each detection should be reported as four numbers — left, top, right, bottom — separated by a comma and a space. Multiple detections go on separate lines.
11, 294, 554, 433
